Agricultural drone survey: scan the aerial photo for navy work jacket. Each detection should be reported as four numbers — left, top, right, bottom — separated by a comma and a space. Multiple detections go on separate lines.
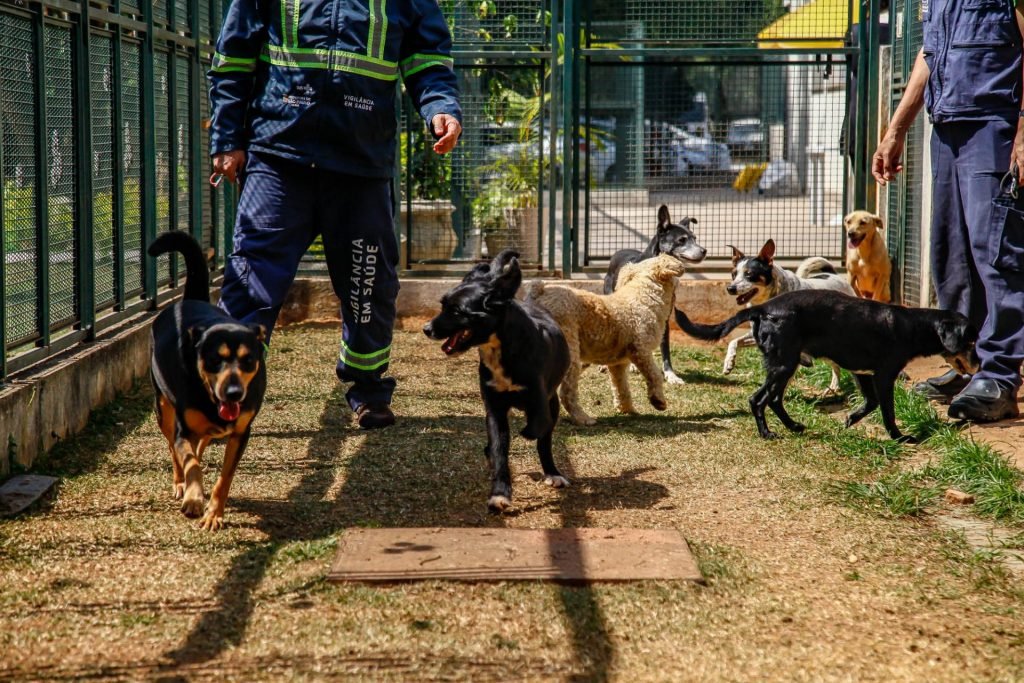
923, 0, 1023, 123
209, 0, 461, 177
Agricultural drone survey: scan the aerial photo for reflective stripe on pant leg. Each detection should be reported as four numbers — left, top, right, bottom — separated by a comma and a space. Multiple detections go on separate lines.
219, 152, 318, 342
319, 173, 400, 409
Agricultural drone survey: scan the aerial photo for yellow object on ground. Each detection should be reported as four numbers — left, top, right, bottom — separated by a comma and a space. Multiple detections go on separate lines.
757, 0, 857, 50
734, 163, 767, 193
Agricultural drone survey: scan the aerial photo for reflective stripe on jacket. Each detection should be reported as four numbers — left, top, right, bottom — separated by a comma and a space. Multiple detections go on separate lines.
209, 0, 460, 177
922, 0, 1022, 123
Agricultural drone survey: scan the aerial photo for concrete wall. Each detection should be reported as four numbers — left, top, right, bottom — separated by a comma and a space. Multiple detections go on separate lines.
1, 276, 739, 475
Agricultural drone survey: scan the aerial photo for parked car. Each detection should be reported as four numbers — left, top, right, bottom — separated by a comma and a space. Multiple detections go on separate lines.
727, 118, 766, 157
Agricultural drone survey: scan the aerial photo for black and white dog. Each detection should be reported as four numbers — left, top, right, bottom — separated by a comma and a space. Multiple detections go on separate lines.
423, 250, 570, 513
675, 290, 979, 442
722, 239, 855, 391
604, 205, 706, 384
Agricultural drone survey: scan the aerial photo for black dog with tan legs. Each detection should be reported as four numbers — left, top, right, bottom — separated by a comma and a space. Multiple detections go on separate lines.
423, 250, 570, 513
149, 231, 266, 531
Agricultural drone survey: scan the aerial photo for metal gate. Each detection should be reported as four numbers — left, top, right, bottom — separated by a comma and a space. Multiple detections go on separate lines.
574, 0, 866, 272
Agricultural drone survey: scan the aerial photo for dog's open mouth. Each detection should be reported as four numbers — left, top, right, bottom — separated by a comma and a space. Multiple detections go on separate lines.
218, 401, 241, 422
441, 329, 473, 356
735, 289, 758, 306
848, 234, 865, 249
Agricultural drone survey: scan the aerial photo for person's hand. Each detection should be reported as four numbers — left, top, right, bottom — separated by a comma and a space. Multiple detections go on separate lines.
431, 114, 461, 154
1010, 117, 1024, 185
211, 150, 246, 185
872, 132, 905, 186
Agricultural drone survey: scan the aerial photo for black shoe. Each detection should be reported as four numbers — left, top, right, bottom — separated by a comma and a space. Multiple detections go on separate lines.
914, 370, 972, 404
948, 379, 1020, 423
355, 403, 396, 430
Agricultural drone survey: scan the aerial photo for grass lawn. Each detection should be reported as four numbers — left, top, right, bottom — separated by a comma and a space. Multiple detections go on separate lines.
1, 324, 1022, 681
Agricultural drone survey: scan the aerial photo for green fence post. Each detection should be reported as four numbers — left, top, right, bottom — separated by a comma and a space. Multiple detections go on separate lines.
33, 7, 51, 347
561, 0, 577, 276
853, 0, 870, 209
112, 2, 127, 310
547, 0, 560, 273
142, 0, 158, 304
865, 0, 881, 212
0, 81, 6, 381
191, 0, 203, 248
76, 1, 96, 337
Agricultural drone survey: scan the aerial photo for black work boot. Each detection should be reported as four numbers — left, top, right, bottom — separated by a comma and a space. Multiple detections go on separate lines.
948, 378, 1020, 423
913, 369, 972, 404
355, 403, 396, 430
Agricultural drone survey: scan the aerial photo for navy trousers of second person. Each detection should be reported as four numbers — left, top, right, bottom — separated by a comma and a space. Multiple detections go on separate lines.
931, 119, 1024, 391
219, 151, 400, 411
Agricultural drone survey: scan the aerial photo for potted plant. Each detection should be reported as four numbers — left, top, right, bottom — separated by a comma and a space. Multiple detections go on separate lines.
399, 127, 458, 263
472, 148, 541, 262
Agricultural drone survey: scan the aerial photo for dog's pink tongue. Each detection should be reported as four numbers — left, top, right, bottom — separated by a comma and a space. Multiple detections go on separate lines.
848, 238, 859, 250
218, 401, 241, 422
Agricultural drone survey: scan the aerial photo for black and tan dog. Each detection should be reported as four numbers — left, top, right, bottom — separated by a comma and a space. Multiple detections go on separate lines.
423, 250, 570, 512
603, 205, 706, 385
675, 290, 978, 442
149, 231, 266, 531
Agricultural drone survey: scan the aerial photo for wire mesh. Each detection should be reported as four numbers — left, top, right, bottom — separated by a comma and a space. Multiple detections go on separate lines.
121, 2, 142, 18
154, 50, 173, 285
153, 0, 171, 28
401, 64, 546, 266
91, 34, 117, 311
1, 13, 40, 345
199, 76, 214, 254
122, 40, 144, 297
582, 59, 847, 265
176, 55, 192, 238
199, 0, 212, 42
45, 23, 77, 328
175, 0, 191, 32
588, 0, 838, 46
446, 0, 548, 47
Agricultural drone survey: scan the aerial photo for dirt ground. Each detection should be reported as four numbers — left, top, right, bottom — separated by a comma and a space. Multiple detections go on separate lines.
1, 325, 1022, 682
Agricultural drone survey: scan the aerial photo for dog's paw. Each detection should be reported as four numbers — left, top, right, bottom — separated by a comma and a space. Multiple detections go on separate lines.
722, 364, 734, 375
664, 371, 686, 385
180, 495, 205, 518
615, 403, 638, 415
570, 414, 597, 427
543, 475, 570, 489
649, 395, 668, 411
759, 431, 780, 440
894, 433, 918, 445
172, 483, 185, 500
198, 510, 225, 532
788, 422, 806, 434
487, 495, 513, 513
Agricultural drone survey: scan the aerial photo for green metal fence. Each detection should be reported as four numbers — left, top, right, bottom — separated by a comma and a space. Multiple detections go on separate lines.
886, 0, 923, 306
0, 0, 230, 381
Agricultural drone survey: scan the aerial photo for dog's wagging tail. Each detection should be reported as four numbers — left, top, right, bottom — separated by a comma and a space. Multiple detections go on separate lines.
674, 307, 757, 342
147, 230, 211, 302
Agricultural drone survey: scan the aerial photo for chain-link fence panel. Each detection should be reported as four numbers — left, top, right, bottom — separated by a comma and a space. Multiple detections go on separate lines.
122, 40, 144, 298
45, 23, 77, 329
176, 54, 192, 239
91, 34, 117, 311
582, 58, 846, 265
1, 13, 40, 346
588, 0, 791, 45
445, 0, 549, 47
153, 0, 171, 28
154, 50, 173, 285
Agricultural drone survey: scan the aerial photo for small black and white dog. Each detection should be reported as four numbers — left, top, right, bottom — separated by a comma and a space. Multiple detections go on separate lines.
603, 205, 706, 384
423, 250, 571, 513
675, 290, 979, 442
722, 239, 855, 392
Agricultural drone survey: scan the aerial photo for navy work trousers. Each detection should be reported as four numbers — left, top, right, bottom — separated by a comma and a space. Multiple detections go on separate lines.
219, 151, 400, 410
931, 119, 1024, 391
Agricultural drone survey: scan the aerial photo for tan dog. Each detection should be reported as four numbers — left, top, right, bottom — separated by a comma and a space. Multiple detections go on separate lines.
844, 210, 892, 303
526, 254, 686, 425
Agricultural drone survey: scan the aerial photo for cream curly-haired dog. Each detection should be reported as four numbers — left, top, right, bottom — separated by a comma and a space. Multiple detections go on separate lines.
526, 254, 687, 426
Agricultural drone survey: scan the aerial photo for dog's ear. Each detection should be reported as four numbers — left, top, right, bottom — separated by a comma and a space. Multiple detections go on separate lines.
464, 262, 492, 283
757, 239, 776, 264
484, 255, 522, 310
657, 205, 671, 231
683, 216, 698, 228
936, 317, 974, 354
489, 249, 521, 276
249, 324, 267, 345
727, 244, 744, 266
872, 214, 884, 231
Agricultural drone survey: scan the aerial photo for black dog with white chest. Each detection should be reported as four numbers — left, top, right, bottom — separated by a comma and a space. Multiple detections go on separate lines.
675, 290, 979, 442
424, 250, 571, 512
604, 205, 706, 384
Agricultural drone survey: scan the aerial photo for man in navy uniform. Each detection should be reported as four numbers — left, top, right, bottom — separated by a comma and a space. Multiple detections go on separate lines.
874, 0, 1024, 422
208, 0, 462, 429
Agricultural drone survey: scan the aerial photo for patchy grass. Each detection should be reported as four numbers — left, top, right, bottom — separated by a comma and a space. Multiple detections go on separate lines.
830, 473, 938, 518
1, 328, 1023, 680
